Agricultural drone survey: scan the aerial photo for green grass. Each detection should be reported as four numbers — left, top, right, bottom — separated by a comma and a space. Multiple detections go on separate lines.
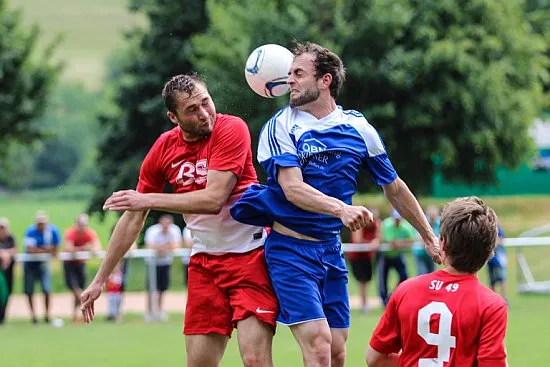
2, 288, 549, 366
10, 0, 145, 88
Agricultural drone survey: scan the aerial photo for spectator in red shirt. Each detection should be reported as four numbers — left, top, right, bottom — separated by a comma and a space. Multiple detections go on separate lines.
63, 214, 102, 322
347, 208, 381, 313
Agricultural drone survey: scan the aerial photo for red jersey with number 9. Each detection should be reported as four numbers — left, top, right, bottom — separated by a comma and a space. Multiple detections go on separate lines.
137, 114, 265, 255
369, 269, 508, 367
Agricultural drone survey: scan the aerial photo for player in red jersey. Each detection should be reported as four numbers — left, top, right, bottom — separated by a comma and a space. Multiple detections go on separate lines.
80, 73, 278, 367
366, 196, 508, 367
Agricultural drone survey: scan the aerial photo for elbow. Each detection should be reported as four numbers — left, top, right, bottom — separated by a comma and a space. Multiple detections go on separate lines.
205, 198, 224, 215
365, 353, 378, 367
383, 177, 403, 199
280, 183, 300, 205
366, 346, 383, 367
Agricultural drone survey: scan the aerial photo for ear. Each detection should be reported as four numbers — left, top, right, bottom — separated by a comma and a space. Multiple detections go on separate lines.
318, 73, 332, 90
439, 235, 446, 252
167, 111, 178, 125
439, 235, 448, 263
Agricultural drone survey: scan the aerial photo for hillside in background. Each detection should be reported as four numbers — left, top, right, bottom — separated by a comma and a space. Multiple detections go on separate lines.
11, 0, 145, 89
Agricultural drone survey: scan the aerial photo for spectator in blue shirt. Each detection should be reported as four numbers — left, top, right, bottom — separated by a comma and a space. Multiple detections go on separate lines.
487, 224, 507, 302
24, 211, 60, 324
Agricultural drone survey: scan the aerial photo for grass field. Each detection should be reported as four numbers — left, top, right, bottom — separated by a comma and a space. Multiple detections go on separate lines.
10, 0, 145, 88
2, 277, 550, 366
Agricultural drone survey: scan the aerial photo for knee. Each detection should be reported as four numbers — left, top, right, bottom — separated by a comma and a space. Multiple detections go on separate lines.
240, 350, 263, 367
308, 333, 332, 366
331, 345, 346, 367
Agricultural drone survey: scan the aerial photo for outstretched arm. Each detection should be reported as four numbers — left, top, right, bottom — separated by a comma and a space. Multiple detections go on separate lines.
277, 167, 372, 231
103, 170, 237, 215
81, 210, 147, 323
382, 178, 441, 263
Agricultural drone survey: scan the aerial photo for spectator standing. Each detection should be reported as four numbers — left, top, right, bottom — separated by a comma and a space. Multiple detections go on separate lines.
143, 215, 182, 321
63, 214, 102, 322
487, 224, 508, 302
23, 211, 60, 324
347, 208, 381, 313
181, 226, 193, 286
0, 217, 17, 325
378, 209, 416, 306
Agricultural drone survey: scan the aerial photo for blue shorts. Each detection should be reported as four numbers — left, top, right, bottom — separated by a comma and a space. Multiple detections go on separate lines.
487, 261, 506, 286
24, 262, 52, 295
264, 231, 350, 328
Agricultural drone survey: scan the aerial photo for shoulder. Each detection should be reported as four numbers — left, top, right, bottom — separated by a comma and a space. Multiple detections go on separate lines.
381, 218, 393, 227
216, 114, 248, 130
340, 107, 386, 154
25, 225, 37, 235
388, 275, 425, 306
65, 227, 76, 236
150, 127, 180, 153
146, 223, 161, 233
169, 223, 182, 233
478, 282, 507, 309
260, 106, 292, 136
50, 224, 61, 233
86, 228, 98, 237
214, 114, 251, 137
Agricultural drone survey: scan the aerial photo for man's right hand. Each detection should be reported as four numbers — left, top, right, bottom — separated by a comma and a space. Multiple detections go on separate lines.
339, 205, 373, 232
81, 281, 103, 324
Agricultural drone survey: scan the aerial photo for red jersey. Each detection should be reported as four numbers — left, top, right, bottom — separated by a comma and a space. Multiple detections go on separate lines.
370, 270, 508, 367
64, 227, 98, 264
137, 114, 265, 255
347, 219, 380, 261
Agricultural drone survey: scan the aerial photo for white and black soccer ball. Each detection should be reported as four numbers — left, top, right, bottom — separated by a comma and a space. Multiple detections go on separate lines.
244, 44, 294, 98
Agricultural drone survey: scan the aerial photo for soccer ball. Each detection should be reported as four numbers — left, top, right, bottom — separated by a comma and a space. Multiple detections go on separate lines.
244, 44, 294, 98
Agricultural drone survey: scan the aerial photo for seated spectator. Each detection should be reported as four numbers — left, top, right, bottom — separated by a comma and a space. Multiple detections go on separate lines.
0, 217, 17, 325
63, 213, 102, 322
144, 215, 182, 321
24, 211, 60, 324
347, 208, 381, 313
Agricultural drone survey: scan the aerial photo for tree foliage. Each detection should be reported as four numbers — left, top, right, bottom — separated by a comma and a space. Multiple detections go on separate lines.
90, 0, 548, 213
194, 0, 548, 193
0, 0, 61, 160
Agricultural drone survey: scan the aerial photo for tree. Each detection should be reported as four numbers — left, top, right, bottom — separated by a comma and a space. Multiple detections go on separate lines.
193, 0, 548, 194
0, 0, 61, 163
525, 0, 550, 107
88, 0, 208, 223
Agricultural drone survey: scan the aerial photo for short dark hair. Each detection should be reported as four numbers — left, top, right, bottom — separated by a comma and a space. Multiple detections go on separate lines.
440, 196, 498, 273
162, 73, 206, 113
292, 42, 346, 99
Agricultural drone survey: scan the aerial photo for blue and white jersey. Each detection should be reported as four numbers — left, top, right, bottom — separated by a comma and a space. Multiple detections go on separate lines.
231, 105, 397, 240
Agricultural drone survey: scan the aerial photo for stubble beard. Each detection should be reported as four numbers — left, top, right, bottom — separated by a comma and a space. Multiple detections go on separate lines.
289, 87, 321, 108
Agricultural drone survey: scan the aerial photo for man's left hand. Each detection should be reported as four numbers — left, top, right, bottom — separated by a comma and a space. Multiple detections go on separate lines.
103, 190, 151, 211
424, 235, 442, 264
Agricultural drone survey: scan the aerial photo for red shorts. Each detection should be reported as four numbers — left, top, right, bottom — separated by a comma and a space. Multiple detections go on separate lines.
184, 247, 278, 336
